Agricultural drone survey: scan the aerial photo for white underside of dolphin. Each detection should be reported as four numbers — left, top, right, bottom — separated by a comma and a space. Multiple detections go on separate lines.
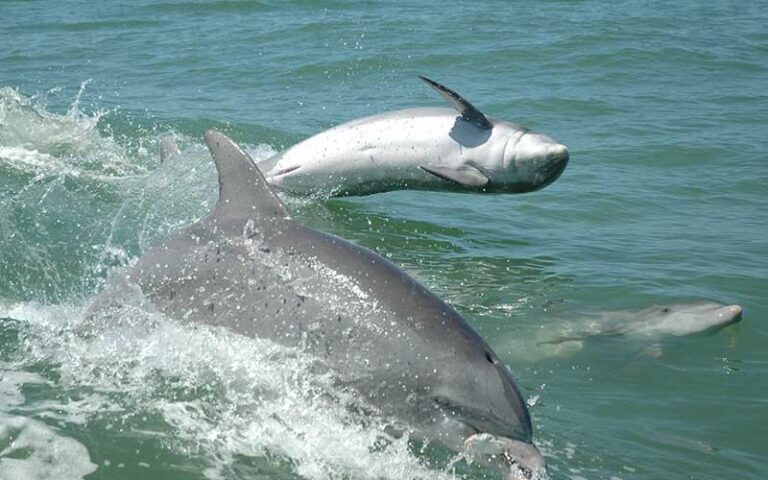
259, 76, 569, 198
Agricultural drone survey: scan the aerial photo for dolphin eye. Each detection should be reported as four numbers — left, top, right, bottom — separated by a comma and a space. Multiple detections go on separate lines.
485, 352, 496, 364
661, 307, 671, 313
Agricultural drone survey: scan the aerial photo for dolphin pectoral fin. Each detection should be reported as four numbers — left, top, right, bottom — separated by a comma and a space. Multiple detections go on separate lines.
420, 164, 489, 188
418, 75, 492, 130
204, 130, 289, 220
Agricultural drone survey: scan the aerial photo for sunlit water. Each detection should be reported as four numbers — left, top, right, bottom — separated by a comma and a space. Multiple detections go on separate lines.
0, 1, 766, 479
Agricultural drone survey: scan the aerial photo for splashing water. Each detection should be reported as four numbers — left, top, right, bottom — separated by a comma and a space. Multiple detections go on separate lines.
0, 300, 479, 480
0, 87, 277, 303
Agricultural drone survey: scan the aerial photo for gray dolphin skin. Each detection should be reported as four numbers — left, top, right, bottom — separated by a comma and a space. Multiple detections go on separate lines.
258, 76, 569, 197
92, 131, 545, 479
539, 301, 743, 345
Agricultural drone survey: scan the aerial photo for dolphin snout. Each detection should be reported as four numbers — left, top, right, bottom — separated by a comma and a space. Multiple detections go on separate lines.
541, 144, 569, 185
709, 304, 743, 332
725, 305, 743, 322
547, 144, 569, 162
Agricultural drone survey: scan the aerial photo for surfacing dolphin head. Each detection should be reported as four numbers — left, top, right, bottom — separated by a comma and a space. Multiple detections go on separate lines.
636, 301, 743, 337
424, 344, 546, 478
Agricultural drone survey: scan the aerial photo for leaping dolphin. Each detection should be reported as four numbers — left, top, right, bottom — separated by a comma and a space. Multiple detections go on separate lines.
90, 131, 546, 479
258, 76, 569, 197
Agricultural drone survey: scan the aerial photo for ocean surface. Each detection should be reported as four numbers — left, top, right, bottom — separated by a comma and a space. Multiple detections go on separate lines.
0, 1, 766, 479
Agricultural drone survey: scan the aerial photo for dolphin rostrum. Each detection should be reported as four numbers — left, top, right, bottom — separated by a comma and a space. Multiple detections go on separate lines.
91, 130, 545, 478
258, 76, 569, 197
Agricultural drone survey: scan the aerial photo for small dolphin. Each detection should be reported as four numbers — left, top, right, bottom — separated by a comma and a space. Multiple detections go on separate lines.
259, 76, 569, 197
539, 301, 743, 345
90, 131, 545, 479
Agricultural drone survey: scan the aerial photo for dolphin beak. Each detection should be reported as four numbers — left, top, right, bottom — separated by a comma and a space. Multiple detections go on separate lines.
726, 305, 743, 322
541, 144, 569, 186
464, 433, 547, 480
707, 304, 743, 334
502, 441, 547, 480
547, 144, 569, 162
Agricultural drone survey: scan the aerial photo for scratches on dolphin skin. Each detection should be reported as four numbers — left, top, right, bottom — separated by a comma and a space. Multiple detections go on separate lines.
270, 165, 300, 177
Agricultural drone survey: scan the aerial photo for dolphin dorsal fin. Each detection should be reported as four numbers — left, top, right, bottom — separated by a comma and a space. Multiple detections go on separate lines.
204, 130, 289, 220
418, 75, 492, 130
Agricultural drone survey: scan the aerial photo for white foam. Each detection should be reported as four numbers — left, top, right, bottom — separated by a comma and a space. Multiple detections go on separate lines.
0, 369, 47, 408
0, 85, 145, 179
1, 301, 462, 480
0, 414, 97, 480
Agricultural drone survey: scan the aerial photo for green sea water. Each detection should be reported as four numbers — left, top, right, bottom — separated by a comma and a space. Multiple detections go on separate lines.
0, 1, 766, 479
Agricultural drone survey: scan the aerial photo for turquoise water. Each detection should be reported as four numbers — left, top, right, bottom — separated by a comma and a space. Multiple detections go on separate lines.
1, 1, 766, 479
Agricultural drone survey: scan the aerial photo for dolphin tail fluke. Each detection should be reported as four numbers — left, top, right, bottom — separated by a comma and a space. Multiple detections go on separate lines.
418, 75, 492, 130
204, 130, 289, 220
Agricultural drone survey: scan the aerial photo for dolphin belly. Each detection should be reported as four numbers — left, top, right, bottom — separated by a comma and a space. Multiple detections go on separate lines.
264, 109, 472, 196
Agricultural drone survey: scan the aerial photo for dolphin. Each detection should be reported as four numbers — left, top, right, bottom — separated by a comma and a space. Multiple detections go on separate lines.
89, 131, 546, 479
258, 76, 569, 197
539, 301, 744, 346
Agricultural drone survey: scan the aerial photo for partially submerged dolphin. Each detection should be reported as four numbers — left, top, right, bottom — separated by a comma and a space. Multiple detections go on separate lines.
539, 301, 743, 346
90, 131, 545, 478
258, 76, 569, 197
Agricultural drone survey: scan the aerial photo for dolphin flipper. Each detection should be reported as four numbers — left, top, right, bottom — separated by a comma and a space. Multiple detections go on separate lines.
420, 164, 489, 187
418, 76, 492, 130
204, 130, 289, 220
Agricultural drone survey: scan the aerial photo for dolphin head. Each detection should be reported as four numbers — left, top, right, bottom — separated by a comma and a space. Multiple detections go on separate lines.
489, 122, 568, 193
428, 345, 545, 478
639, 301, 743, 336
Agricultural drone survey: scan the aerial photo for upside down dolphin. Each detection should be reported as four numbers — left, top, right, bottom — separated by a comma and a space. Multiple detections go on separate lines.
258, 76, 568, 197
90, 131, 545, 478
